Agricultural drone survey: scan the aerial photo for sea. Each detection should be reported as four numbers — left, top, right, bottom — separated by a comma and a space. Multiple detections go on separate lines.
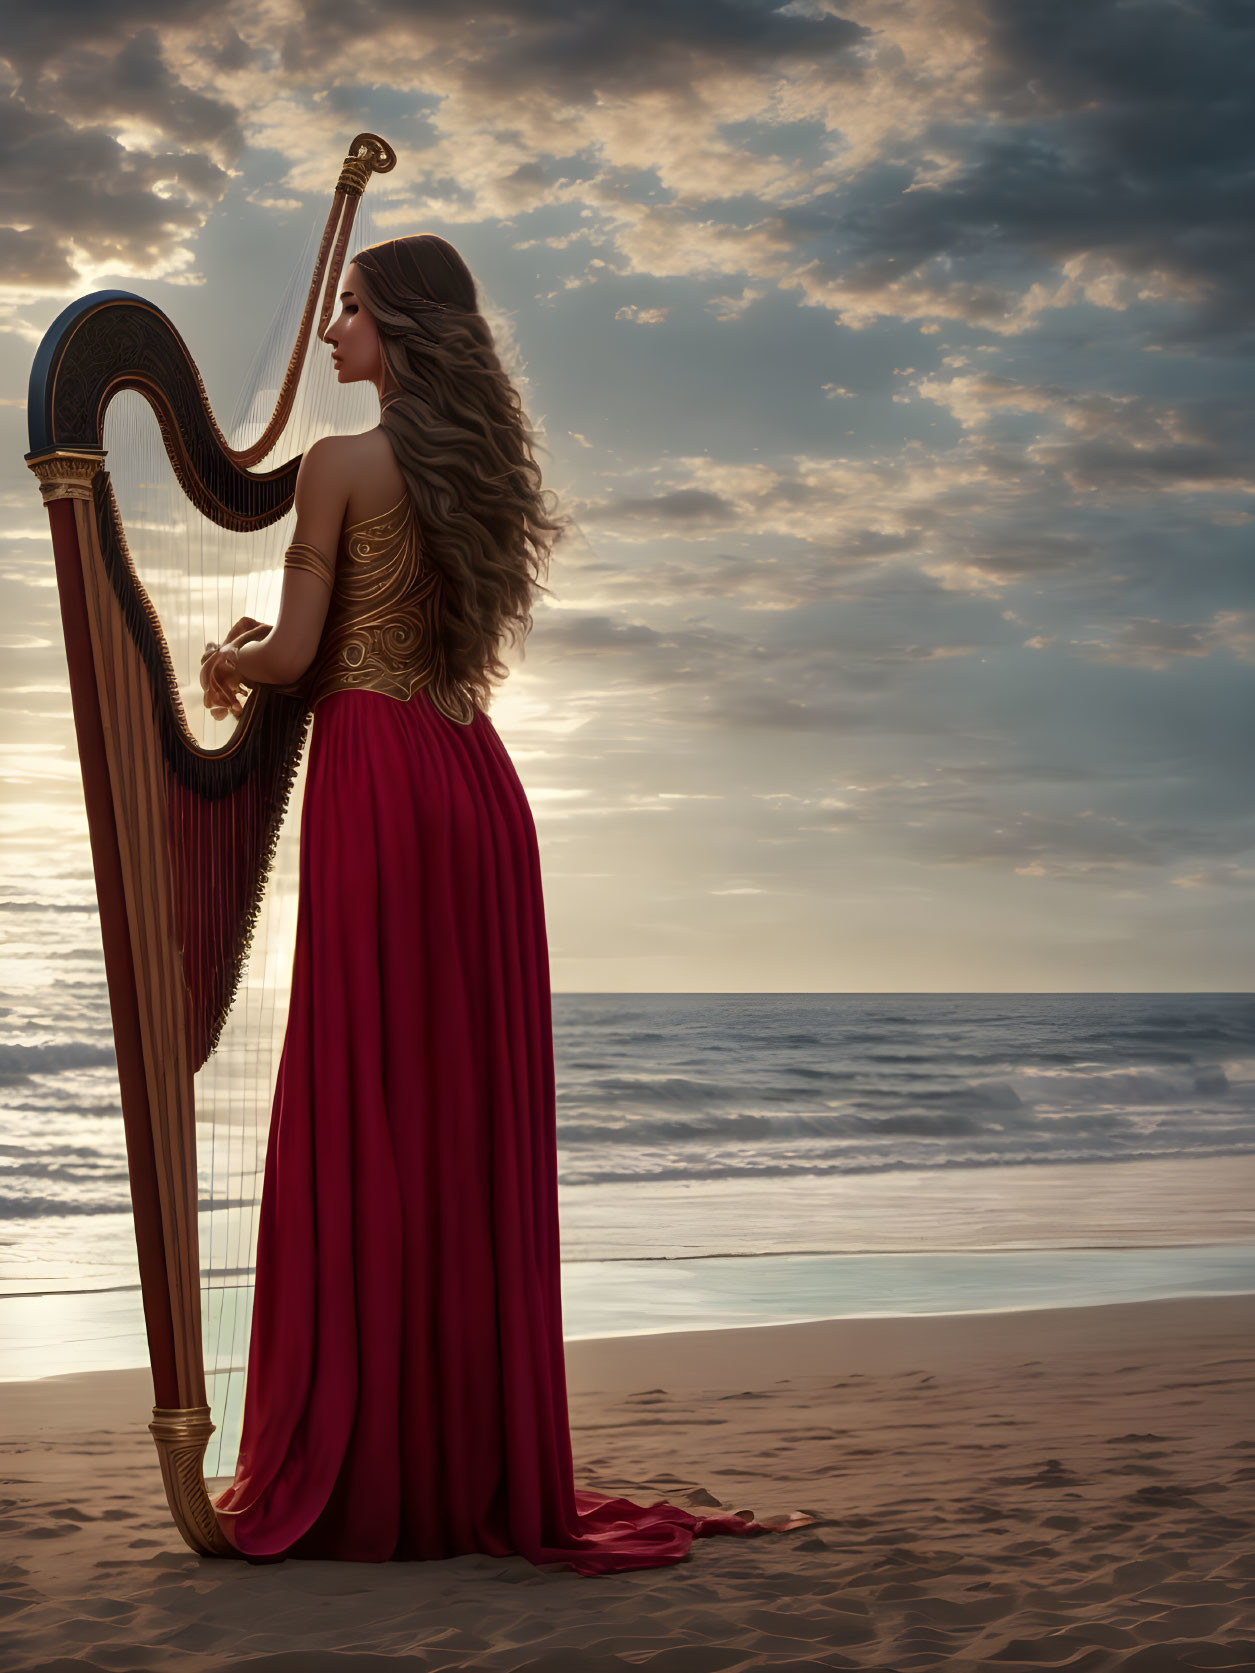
2, 912, 1253, 1390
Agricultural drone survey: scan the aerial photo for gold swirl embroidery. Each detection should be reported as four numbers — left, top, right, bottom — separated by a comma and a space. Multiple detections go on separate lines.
306, 495, 476, 726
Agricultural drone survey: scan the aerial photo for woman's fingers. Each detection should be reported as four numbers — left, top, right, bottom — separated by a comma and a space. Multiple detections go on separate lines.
204, 672, 237, 716
201, 642, 250, 720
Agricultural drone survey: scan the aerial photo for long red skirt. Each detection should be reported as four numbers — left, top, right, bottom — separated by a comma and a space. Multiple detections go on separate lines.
211, 689, 801, 1573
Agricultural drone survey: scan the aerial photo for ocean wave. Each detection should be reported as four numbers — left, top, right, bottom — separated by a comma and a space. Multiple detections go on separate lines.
0, 1193, 133, 1218
3, 1099, 122, 1119
0, 1042, 117, 1082
780, 1064, 859, 1081
1077, 1021, 1254, 1050
0, 1192, 262, 1221
1, 1159, 129, 1185
0, 1141, 118, 1160
568, 1075, 743, 1109
1008, 1064, 1232, 1106
555, 1141, 1255, 1188
0, 900, 98, 914
555, 1106, 1023, 1145
553, 1060, 1247, 1129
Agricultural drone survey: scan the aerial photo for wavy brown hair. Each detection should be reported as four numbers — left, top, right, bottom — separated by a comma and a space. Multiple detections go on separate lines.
348, 235, 568, 714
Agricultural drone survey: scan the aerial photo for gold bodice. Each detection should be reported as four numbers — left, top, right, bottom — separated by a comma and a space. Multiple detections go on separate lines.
287, 493, 475, 726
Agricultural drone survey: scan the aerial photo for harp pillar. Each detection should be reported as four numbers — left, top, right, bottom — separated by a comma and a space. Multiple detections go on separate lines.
28, 445, 234, 1558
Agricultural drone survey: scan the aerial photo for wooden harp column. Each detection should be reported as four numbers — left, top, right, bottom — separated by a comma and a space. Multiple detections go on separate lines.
24, 133, 396, 1558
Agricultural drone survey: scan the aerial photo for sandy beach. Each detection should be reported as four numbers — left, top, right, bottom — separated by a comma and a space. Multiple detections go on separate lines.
1, 1293, 1252, 1671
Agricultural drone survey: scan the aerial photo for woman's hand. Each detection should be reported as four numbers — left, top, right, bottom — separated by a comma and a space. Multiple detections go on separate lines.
223, 617, 273, 650
199, 619, 272, 720
200, 642, 247, 722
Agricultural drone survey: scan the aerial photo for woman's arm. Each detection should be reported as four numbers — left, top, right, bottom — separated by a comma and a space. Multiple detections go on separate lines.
201, 439, 350, 713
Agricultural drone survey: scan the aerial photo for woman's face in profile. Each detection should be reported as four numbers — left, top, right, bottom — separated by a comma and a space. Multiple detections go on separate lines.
324, 262, 381, 386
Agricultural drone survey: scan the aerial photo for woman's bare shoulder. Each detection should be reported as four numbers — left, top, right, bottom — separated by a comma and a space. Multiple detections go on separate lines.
316, 428, 407, 525
310, 428, 394, 469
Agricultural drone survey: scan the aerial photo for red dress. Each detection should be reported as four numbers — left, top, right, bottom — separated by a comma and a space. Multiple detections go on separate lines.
212, 496, 808, 1572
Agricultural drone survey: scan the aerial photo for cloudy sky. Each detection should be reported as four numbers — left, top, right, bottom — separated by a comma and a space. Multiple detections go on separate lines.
1, 0, 1252, 992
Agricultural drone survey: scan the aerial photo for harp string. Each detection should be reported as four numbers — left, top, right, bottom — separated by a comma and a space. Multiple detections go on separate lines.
101, 197, 382, 1478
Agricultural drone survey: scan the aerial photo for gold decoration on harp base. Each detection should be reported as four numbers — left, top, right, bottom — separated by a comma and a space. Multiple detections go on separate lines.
25, 446, 107, 503
336, 131, 397, 196
149, 1406, 237, 1558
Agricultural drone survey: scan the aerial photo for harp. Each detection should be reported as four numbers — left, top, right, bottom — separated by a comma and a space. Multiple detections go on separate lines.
24, 132, 397, 1557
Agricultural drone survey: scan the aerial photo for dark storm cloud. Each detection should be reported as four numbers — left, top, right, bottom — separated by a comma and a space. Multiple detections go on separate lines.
814, 0, 1255, 341
1053, 430, 1255, 495
450, 0, 866, 99
1, 10, 239, 288
532, 609, 993, 736
559, 532, 924, 611
530, 610, 873, 731
963, 532, 1095, 579
932, 807, 1255, 881
1173, 863, 1255, 890
795, 775, 1255, 885
53, 27, 243, 151
0, 0, 205, 78
578, 488, 741, 526
918, 373, 1255, 504
1070, 613, 1255, 670
534, 612, 767, 692
270, 0, 865, 93
933, 761, 1098, 787
0, 100, 229, 287
537, 613, 692, 656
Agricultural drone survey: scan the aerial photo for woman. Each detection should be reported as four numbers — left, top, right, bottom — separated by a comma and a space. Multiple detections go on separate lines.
201, 236, 812, 1573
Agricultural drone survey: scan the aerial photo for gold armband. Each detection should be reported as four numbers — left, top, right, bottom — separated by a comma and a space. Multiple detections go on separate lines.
284, 541, 335, 588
